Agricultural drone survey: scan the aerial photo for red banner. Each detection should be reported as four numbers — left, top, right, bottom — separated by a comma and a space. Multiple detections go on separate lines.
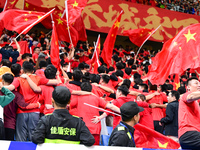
1, 0, 200, 42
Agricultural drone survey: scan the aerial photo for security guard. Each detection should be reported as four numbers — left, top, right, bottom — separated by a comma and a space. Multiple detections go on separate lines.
109, 101, 144, 147
32, 86, 95, 146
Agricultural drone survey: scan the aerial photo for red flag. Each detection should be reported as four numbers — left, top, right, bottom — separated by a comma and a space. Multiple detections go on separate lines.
101, 11, 123, 66
73, 16, 87, 41
0, 9, 54, 34
134, 123, 180, 149
147, 23, 200, 85
11, 41, 29, 54
123, 28, 153, 47
67, 0, 87, 24
3, 0, 19, 11
174, 74, 180, 90
161, 30, 169, 43
50, 23, 60, 69
52, 15, 79, 46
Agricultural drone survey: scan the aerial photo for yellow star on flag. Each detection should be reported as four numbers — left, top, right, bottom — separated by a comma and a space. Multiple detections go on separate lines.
140, 34, 143, 36
72, 0, 78, 7
28, 11, 31, 14
158, 141, 168, 148
55, 41, 58, 45
148, 32, 151, 34
58, 12, 62, 17
25, 18, 28, 21
38, 16, 41, 19
25, 3, 29, 8
184, 29, 196, 43
114, 21, 120, 28
10, 0, 15, 5
173, 41, 177, 46
111, 34, 114, 37
56, 18, 63, 25
179, 47, 182, 50
98, 44, 100, 50
24, 14, 27, 16
175, 82, 180, 90
66, 26, 70, 30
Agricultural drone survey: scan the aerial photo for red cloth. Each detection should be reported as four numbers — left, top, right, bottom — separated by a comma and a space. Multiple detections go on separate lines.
123, 28, 153, 47
178, 91, 200, 138
0, 9, 52, 34
147, 92, 168, 121
50, 23, 60, 69
101, 11, 123, 66
134, 123, 180, 148
32, 53, 39, 63
12, 75, 49, 114
35, 69, 45, 78
3, 0, 19, 11
91, 85, 104, 97
11, 41, 29, 55
67, 0, 87, 24
148, 23, 200, 85
73, 16, 87, 41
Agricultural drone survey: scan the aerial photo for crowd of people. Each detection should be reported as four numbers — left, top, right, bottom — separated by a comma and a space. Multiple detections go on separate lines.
0, 28, 200, 149
124, 0, 200, 15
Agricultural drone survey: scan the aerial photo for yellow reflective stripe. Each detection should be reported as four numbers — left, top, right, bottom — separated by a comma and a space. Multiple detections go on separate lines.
117, 126, 125, 131
127, 132, 132, 140
45, 138, 80, 144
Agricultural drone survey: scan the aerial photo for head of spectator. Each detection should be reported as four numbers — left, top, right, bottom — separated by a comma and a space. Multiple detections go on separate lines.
115, 70, 124, 78
120, 101, 144, 125
78, 63, 85, 70
116, 62, 124, 70
100, 75, 110, 84
84, 64, 90, 72
178, 86, 186, 95
122, 79, 131, 89
11, 64, 21, 77
2, 73, 14, 86
39, 60, 47, 69
125, 67, 132, 76
21, 53, 30, 62
0, 59, 12, 68
168, 90, 180, 103
33, 47, 41, 55
80, 82, 92, 92
90, 74, 100, 84
116, 85, 129, 99
22, 61, 34, 74
186, 77, 200, 92
44, 65, 57, 79
82, 72, 90, 82
72, 69, 83, 82
136, 94, 146, 102
138, 83, 148, 92
52, 86, 71, 108
98, 66, 106, 74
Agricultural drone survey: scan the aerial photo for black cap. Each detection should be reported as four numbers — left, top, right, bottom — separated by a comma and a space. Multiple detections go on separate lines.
120, 101, 144, 121
52, 86, 71, 104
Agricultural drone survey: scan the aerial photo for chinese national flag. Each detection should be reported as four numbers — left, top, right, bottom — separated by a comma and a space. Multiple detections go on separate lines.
147, 23, 200, 85
101, 11, 123, 66
123, 28, 153, 47
0, 9, 53, 34
50, 23, 60, 69
134, 123, 180, 149
53, 14, 79, 46
161, 30, 169, 43
11, 41, 29, 54
3, 0, 19, 11
73, 16, 87, 41
67, 0, 87, 24
174, 74, 180, 90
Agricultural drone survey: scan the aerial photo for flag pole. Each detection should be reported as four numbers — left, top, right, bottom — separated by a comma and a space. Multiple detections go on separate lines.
9, 8, 55, 46
84, 103, 121, 116
3, 0, 8, 12
23, 0, 25, 10
134, 25, 161, 63
65, 0, 74, 47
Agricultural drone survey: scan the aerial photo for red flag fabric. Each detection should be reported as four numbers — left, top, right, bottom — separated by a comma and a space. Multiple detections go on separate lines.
147, 23, 200, 85
134, 123, 180, 149
73, 16, 87, 41
123, 28, 153, 47
101, 11, 123, 66
174, 74, 180, 90
50, 23, 60, 69
11, 41, 29, 54
3, 0, 19, 11
67, 0, 87, 24
161, 30, 169, 43
0, 9, 53, 34
53, 14, 79, 46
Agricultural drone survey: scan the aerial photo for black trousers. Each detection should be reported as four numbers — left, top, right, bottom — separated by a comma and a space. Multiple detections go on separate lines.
5, 128, 15, 141
154, 121, 164, 134
0, 119, 5, 140
179, 131, 200, 150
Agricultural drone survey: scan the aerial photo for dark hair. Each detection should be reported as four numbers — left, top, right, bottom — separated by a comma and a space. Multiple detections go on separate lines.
128, 59, 134, 66
84, 63, 90, 69
150, 85, 157, 91
186, 77, 198, 86
101, 75, 110, 84
178, 86, 186, 94
82, 72, 90, 82
98, 66, 106, 74
22, 53, 30, 60
132, 65, 137, 70
125, 67, 132, 76
78, 63, 85, 70
44, 65, 57, 79
72, 69, 83, 81
115, 70, 124, 78
122, 79, 131, 89
1, 59, 11, 68
39, 60, 47, 69
167, 84, 173, 90
139, 83, 148, 90
137, 94, 146, 101
2, 73, 14, 84
134, 73, 141, 79
90, 74, 100, 84
11, 64, 21, 77
134, 78, 143, 85
170, 90, 180, 101
117, 85, 129, 96
116, 62, 123, 70
80, 82, 92, 92
109, 67, 114, 72
22, 61, 34, 73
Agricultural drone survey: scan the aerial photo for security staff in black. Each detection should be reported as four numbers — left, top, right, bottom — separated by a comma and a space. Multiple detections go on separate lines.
32, 86, 95, 146
109, 101, 144, 147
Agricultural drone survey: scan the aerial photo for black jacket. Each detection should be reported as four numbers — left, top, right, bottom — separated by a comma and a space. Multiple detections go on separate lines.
160, 100, 179, 136
32, 109, 95, 146
108, 121, 135, 147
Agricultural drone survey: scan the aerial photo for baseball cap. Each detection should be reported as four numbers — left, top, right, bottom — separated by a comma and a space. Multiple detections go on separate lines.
120, 101, 144, 121
52, 86, 71, 104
